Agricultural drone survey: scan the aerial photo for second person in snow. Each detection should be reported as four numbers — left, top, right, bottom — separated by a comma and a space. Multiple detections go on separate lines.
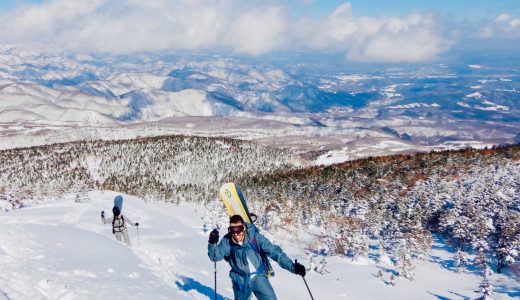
101, 203, 139, 246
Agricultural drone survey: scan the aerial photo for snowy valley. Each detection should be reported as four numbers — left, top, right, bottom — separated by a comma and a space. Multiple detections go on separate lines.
1, 47, 519, 162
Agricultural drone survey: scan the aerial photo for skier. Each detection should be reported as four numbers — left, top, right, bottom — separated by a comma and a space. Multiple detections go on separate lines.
101, 205, 139, 246
208, 215, 306, 300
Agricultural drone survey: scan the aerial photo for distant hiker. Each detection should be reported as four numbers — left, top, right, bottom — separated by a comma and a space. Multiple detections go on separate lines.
101, 205, 139, 246
208, 215, 306, 300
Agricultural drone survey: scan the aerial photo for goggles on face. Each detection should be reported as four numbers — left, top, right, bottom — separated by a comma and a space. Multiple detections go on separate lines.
228, 225, 244, 234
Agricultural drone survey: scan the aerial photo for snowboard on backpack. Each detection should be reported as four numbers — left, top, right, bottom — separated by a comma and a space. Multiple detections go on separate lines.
218, 182, 274, 276
219, 182, 253, 224
114, 195, 123, 212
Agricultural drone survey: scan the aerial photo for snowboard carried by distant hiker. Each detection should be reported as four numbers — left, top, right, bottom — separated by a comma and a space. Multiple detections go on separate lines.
101, 195, 139, 246
209, 182, 306, 300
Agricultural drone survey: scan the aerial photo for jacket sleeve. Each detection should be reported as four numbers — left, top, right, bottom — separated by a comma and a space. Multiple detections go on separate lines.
257, 233, 295, 274
124, 216, 136, 226
208, 235, 231, 262
102, 216, 114, 224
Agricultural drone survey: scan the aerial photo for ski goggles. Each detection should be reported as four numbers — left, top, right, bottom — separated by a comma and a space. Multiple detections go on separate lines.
228, 225, 245, 234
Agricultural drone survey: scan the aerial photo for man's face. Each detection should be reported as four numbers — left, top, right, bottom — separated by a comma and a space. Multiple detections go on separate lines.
228, 221, 245, 242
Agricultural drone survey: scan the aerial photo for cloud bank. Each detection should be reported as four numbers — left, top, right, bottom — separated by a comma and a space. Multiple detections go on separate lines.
0, 0, 470, 62
479, 13, 520, 38
295, 3, 451, 62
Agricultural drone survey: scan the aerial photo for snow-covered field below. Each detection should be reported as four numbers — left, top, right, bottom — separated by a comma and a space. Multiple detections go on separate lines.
0, 191, 518, 300
0, 117, 511, 167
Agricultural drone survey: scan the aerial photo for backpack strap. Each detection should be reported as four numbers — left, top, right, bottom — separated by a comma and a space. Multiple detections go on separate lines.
231, 262, 266, 292
112, 215, 126, 233
250, 228, 275, 277
229, 238, 266, 292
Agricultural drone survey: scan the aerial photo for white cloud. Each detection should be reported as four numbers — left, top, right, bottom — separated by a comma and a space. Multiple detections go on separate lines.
295, 5, 450, 62
347, 15, 450, 62
478, 13, 520, 38
224, 6, 288, 55
0, 0, 452, 62
511, 19, 520, 28
3, 0, 102, 42
495, 13, 512, 23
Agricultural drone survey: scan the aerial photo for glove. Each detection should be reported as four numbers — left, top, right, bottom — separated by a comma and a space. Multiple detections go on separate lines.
208, 229, 219, 244
294, 260, 306, 277
135, 222, 139, 226
101, 211, 105, 219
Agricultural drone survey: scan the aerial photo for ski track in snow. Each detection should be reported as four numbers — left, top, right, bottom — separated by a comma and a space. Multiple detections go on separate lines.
0, 191, 518, 300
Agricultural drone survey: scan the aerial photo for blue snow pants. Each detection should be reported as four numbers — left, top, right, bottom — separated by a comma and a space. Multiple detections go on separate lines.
232, 275, 277, 300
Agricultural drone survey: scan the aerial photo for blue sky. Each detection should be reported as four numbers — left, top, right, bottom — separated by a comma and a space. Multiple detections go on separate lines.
0, 0, 43, 10
309, 0, 519, 20
0, 0, 518, 61
1, 0, 518, 20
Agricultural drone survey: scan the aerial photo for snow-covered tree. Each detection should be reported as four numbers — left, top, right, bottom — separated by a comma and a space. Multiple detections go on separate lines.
454, 248, 468, 272
474, 265, 494, 300
389, 274, 397, 286
492, 210, 520, 273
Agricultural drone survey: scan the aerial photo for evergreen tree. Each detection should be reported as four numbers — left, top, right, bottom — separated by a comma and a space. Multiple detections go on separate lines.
389, 274, 397, 286
454, 248, 467, 272
474, 265, 494, 300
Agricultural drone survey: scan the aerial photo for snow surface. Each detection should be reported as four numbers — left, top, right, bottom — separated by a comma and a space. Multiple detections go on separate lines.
476, 100, 510, 111
466, 92, 483, 98
0, 191, 518, 300
388, 103, 440, 109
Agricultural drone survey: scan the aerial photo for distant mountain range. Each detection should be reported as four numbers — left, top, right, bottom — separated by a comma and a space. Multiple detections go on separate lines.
1, 46, 519, 162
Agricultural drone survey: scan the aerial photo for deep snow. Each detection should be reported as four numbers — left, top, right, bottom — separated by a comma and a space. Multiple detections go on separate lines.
0, 191, 518, 300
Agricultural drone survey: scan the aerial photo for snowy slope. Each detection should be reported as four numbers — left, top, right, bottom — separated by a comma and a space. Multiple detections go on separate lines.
119, 88, 244, 120
0, 82, 128, 123
103, 73, 169, 96
0, 191, 517, 300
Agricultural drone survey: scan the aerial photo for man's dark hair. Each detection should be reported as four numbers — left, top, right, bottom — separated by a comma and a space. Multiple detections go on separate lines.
112, 206, 120, 216
229, 214, 244, 224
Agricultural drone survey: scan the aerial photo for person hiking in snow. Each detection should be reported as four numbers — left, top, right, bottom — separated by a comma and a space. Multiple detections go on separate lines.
208, 214, 306, 300
101, 206, 139, 246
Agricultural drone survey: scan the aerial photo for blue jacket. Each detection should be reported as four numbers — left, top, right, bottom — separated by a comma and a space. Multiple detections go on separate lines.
208, 223, 295, 290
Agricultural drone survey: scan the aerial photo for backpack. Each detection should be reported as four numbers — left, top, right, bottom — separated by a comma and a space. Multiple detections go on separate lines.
112, 215, 125, 234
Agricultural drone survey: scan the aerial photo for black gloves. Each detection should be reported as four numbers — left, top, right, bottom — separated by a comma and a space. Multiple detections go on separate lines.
208, 229, 219, 244
294, 260, 306, 277
135, 222, 139, 226
101, 211, 105, 219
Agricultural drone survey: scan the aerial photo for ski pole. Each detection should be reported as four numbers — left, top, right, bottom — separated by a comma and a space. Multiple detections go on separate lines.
296, 259, 315, 300
302, 276, 315, 300
214, 244, 217, 300
136, 225, 141, 246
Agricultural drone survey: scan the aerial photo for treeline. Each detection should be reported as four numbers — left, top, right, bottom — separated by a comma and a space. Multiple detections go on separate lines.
0, 135, 301, 204
240, 145, 520, 279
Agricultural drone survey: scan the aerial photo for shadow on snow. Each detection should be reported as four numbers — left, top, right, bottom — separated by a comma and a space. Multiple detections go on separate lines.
426, 290, 471, 300
175, 275, 230, 300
